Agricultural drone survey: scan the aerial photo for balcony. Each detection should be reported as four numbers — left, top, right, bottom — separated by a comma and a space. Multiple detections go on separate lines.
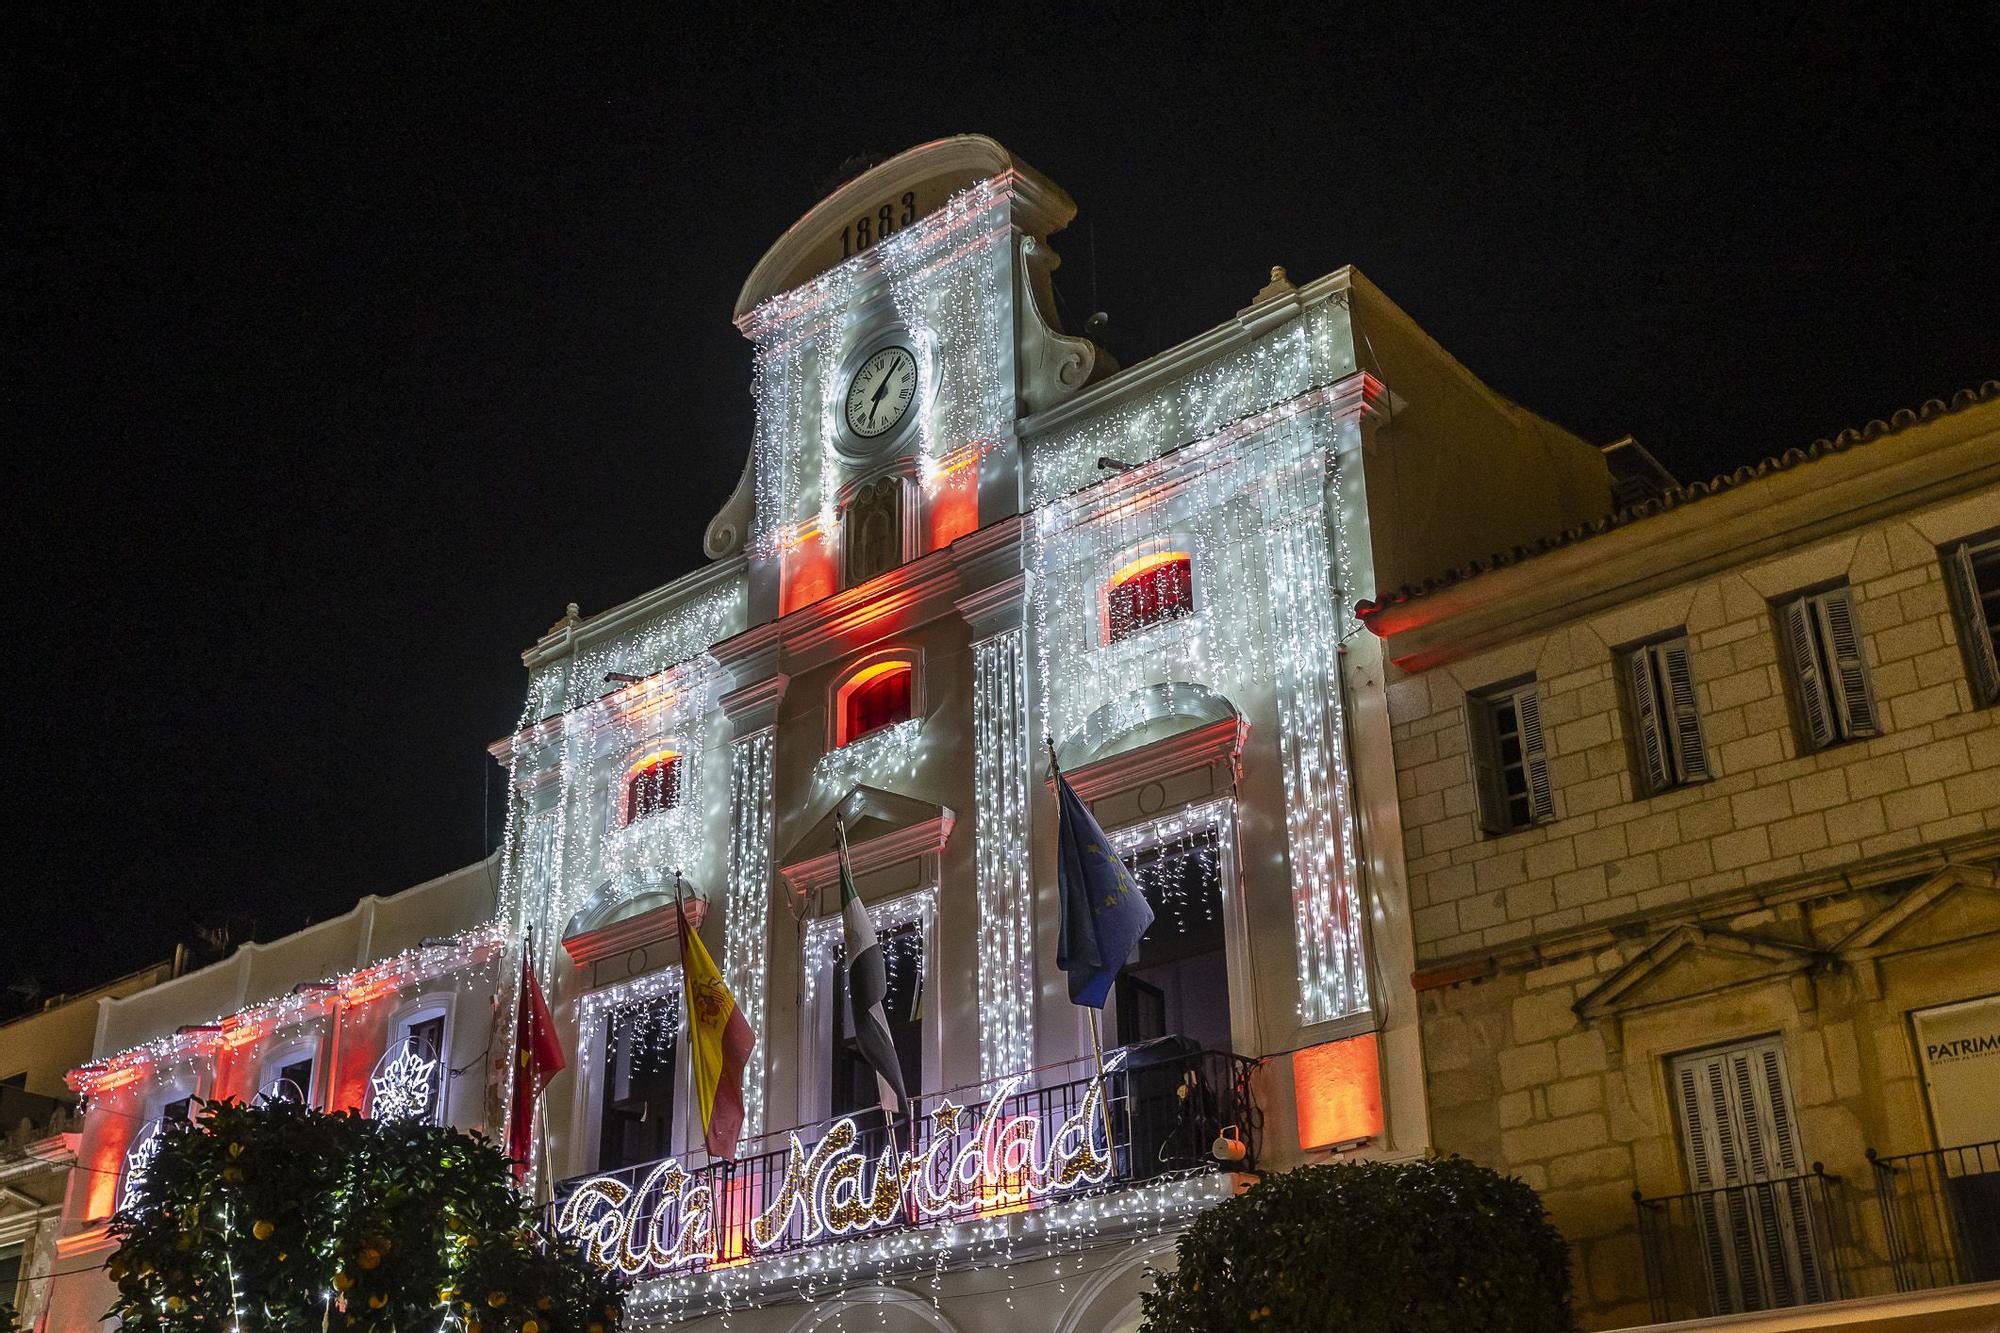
551, 1045, 1259, 1294
1635, 1142, 2000, 1323
1870, 1140, 2000, 1292
1634, 1165, 1851, 1321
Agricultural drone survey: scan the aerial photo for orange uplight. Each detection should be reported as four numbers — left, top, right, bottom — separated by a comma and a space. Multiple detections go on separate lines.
1293, 1033, 1383, 1150
927, 456, 979, 550
781, 535, 838, 615
835, 660, 912, 745
1109, 550, 1192, 587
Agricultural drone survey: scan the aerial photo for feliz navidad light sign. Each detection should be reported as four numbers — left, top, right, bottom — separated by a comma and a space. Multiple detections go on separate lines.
555, 1075, 1112, 1278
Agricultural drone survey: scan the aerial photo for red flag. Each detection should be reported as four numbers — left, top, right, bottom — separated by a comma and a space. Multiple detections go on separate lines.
507, 954, 565, 1181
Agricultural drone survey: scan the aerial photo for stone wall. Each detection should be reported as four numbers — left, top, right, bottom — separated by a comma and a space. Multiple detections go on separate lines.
1419, 857, 2000, 1329
1388, 489, 2000, 966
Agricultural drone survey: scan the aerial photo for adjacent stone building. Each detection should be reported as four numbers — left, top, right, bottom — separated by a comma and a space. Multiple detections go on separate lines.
1362, 382, 2000, 1328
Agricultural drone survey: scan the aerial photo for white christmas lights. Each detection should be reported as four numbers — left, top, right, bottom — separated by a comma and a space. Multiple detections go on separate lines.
1027, 365, 1373, 1023
365, 1039, 440, 1123
800, 884, 937, 1013
971, 628, 1035, 1083
120, 1117, 166, 1213
722, 728, 776, 1144
554, 1072, 1110, 1288
808, 717, 924, 798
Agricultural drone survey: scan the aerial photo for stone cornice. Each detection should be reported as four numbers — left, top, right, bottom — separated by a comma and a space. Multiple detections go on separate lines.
1368, 394, 2000, 670
778, 813, 956, 898
1412, 828, 2000, 987
777, 547, 966, 668
1057, 717, 1249, 805
521, 553, 744, 672
1019, 269, 1354, 440
561, 899, 704, 969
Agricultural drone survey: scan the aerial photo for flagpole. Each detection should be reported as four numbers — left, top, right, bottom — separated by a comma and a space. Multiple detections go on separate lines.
835, 810, 916, 1161
1050, 738, 1118, 1165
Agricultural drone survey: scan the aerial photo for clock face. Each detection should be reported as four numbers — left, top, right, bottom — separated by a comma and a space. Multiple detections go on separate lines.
843, 345, 919, 440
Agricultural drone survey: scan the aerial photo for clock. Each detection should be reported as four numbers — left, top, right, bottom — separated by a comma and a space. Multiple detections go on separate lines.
843, 344, 919, 441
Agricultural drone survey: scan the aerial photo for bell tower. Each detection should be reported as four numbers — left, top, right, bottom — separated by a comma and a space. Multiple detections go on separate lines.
701, 136, 1113, 623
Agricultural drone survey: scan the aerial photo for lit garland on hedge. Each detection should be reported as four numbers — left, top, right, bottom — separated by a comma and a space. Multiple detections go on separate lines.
105, 1099, 625, 1333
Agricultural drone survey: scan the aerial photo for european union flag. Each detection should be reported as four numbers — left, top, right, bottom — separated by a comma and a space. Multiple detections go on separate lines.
1055, 771, 1155, 1009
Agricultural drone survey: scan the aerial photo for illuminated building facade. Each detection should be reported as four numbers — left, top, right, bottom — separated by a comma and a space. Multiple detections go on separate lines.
45, 133, 1872, 1330
493, 136, 1616, 1330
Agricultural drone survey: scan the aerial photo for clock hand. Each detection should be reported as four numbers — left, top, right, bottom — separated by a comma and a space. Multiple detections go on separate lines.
868, 372, 895, 426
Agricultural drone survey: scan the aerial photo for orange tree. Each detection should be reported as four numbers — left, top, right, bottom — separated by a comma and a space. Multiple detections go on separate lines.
106, 1098, 622, 1332
1141, 1156, 1573, 1332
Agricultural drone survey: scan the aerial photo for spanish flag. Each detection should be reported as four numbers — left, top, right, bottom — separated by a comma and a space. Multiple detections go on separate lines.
680, 900, 755, 1160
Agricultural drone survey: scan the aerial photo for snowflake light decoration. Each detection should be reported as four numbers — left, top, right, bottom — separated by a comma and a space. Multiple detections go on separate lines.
120, 1118, 166, 1213
368, 1039, 440, 1123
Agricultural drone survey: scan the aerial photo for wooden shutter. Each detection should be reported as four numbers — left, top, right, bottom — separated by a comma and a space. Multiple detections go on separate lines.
1813, 588, 1878, 738
1780, 598, 1835, 751
1944, 542, 2000, 705
1659, 637, 1712, 783
1515, 686, 1556, 824
1672, 1038, 1822, 1313
1628, 645, 1673, 794
1467, 696, 1508, 835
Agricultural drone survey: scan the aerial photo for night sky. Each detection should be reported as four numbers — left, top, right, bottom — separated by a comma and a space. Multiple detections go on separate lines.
7, 8, 1997, 1005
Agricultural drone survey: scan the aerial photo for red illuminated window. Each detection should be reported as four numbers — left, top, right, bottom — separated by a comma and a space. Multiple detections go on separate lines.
623, 751, 683, 825
1104, 552, 1193, 644
837, 662, 913, 746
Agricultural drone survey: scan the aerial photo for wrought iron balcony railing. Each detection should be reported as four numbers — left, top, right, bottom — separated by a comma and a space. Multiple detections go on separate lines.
1634, 1165, 1850, 1322
1869, 1140, 2000, 1292
552, 1044, 1259, 1283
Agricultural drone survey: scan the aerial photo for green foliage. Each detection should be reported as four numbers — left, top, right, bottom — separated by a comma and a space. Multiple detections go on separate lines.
1141, 1156, 1574, 1333
106, 1099, 623, 1333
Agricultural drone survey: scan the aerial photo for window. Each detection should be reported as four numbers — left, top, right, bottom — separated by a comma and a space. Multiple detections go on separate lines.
1670, 1037, 1829, 1312
1103, 551, 1194, 645
259, 1038, 318, 1106
843, 473, 913, 588
163, 1096, 193, 1124
1943, 536, 2000, 706
380, 1007, 449, 1124
623, 750, 684, 825
1114, 827, 1231, 1054
600, 994, 679, 1172
0, 1242, 22, 1312
836, 661, 913, 746
832, 921, 924, 1123
1778, 587, 1878, 751
1625, 635, 1711, 796
1468, 682, 1554, 835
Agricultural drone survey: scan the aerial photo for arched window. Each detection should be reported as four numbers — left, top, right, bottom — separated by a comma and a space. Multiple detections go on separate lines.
836, 661, 913, 746
623, 750, 683, 825
1103, 551, 1194, 644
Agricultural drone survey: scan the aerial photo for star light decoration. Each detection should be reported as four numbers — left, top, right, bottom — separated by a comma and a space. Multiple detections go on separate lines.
367, 1039, 440, 1123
